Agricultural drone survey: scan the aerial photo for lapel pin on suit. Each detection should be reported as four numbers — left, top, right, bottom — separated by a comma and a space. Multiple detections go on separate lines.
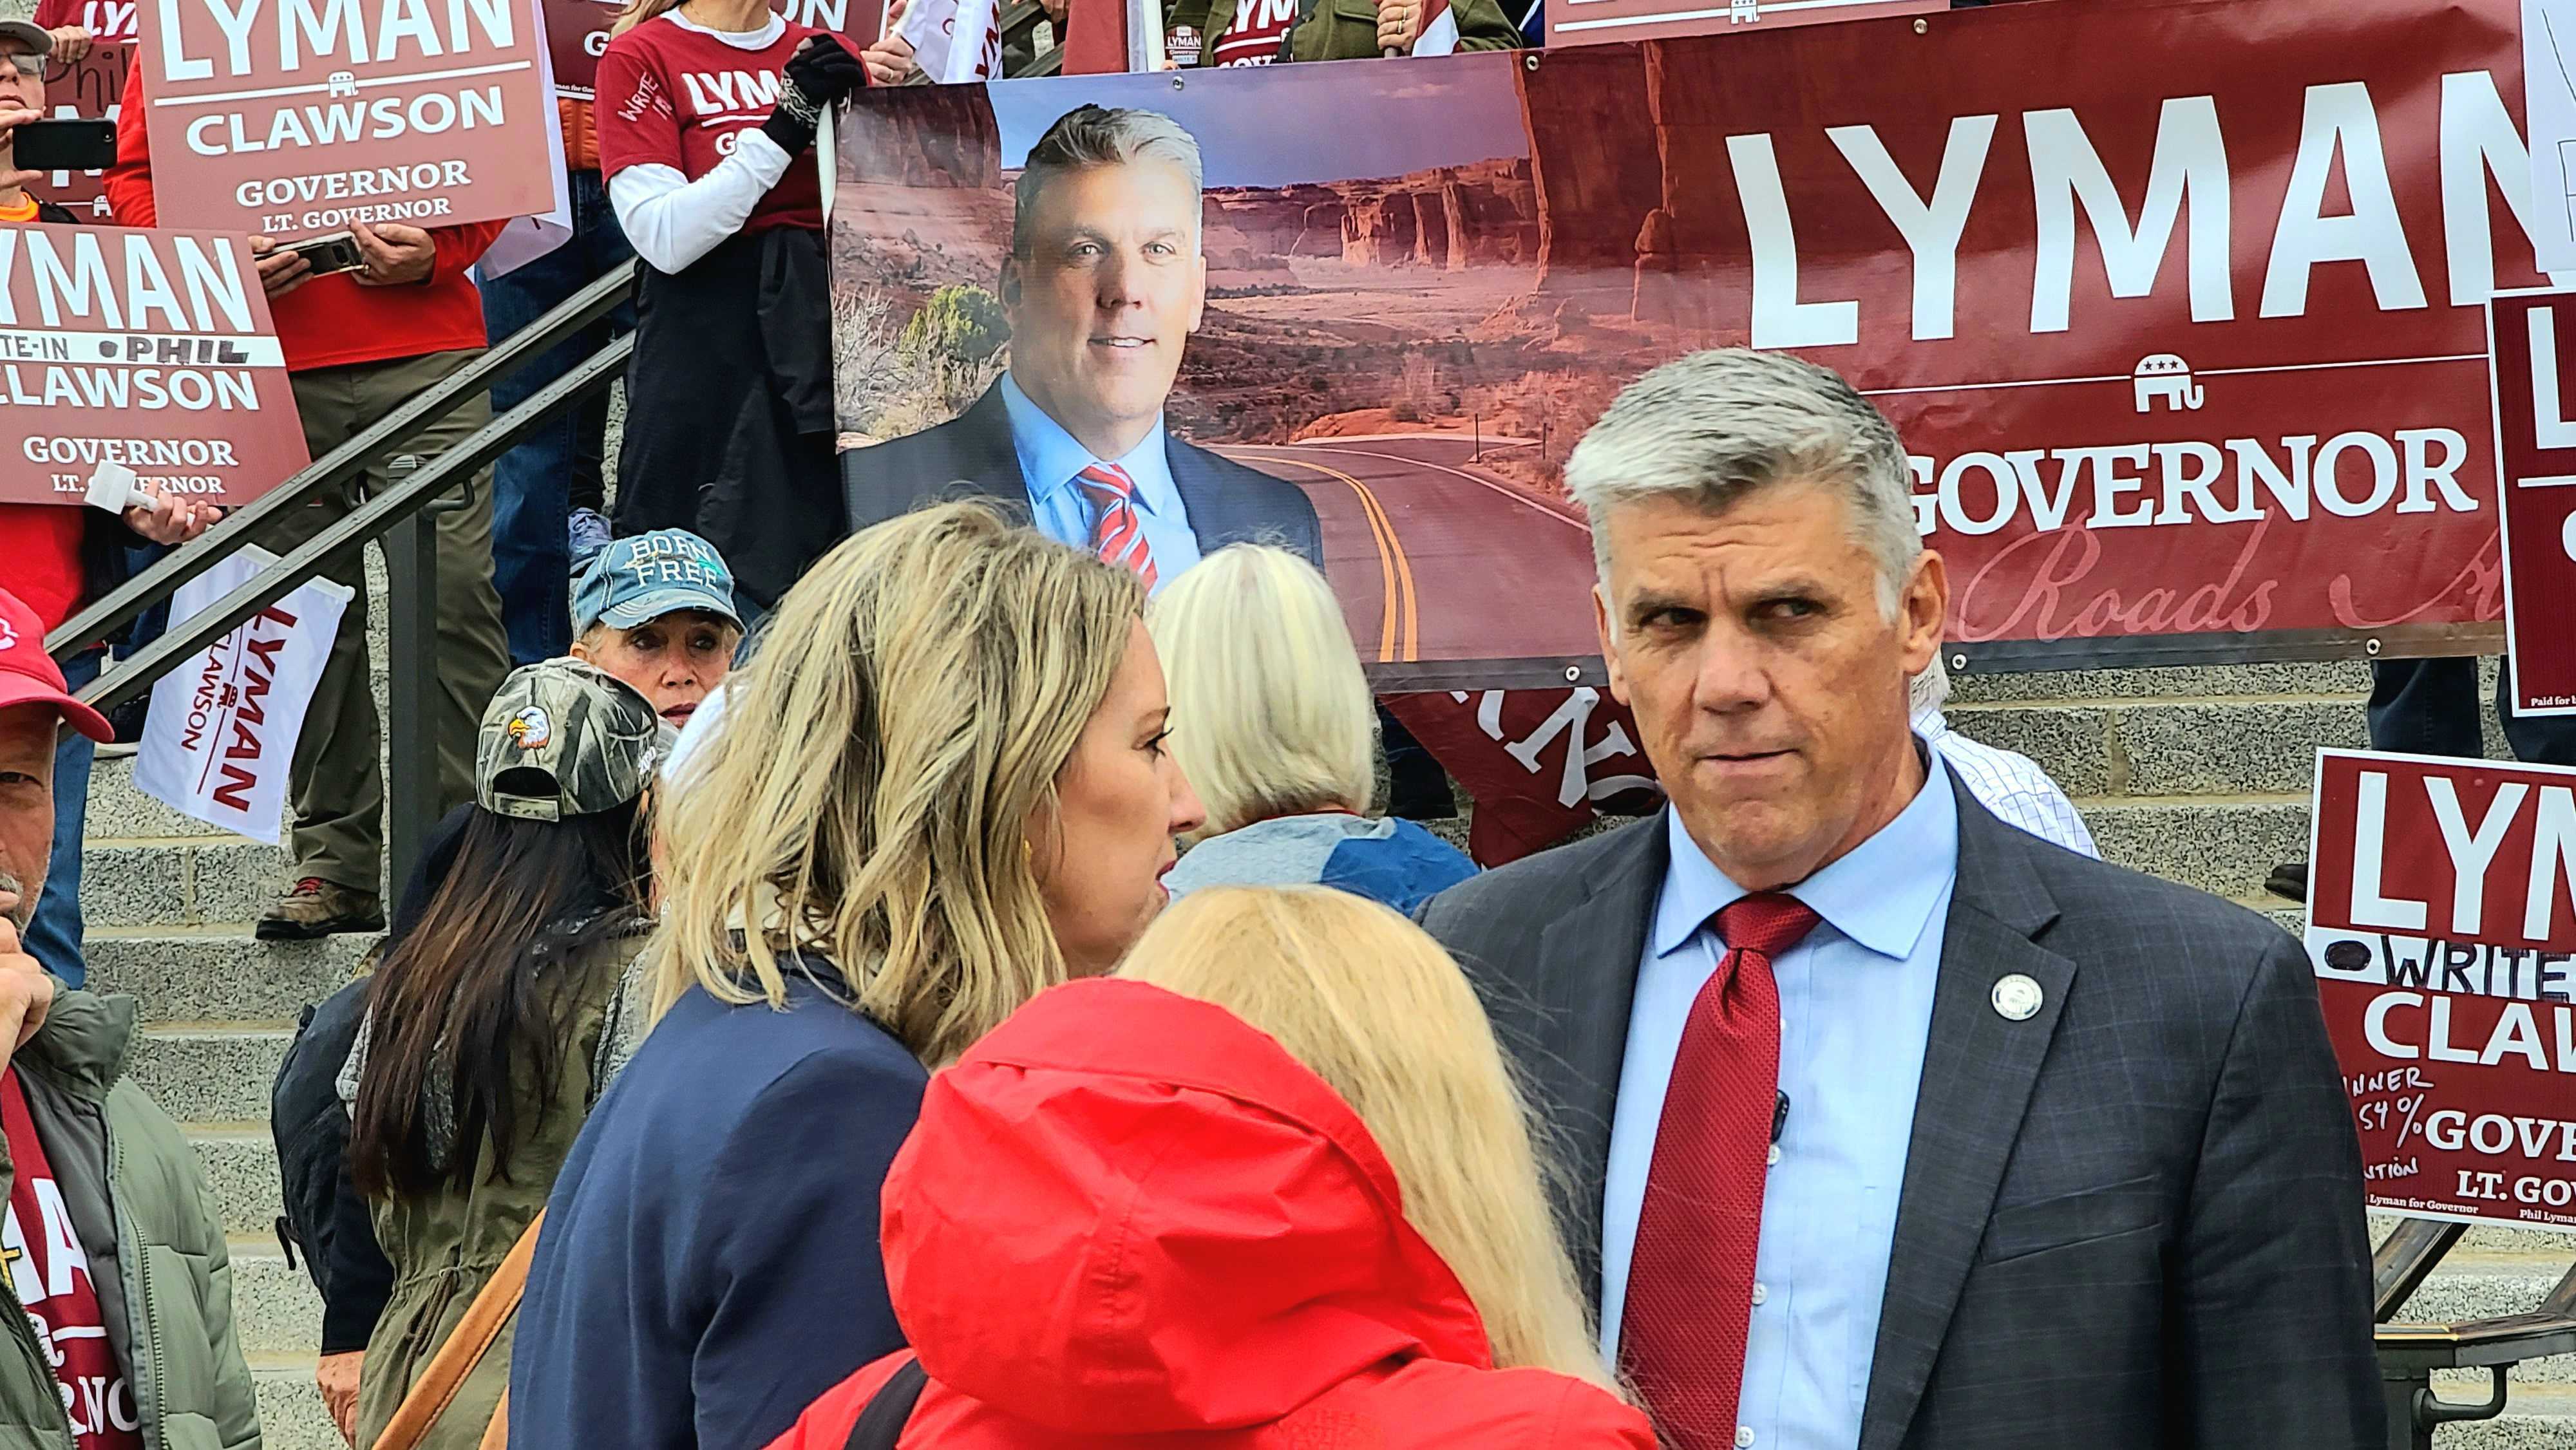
1990, 974, 2045, 1022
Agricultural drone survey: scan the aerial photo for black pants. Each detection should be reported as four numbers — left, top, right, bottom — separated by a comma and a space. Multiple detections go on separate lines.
2367, 657, 2576, 766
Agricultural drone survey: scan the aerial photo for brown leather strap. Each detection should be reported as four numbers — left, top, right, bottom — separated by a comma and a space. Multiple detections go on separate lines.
372, 1209, 545, 1450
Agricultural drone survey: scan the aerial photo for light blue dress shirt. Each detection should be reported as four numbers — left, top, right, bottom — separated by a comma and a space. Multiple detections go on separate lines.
998, 372, 1201, 594
1600, 754, 1960, 1450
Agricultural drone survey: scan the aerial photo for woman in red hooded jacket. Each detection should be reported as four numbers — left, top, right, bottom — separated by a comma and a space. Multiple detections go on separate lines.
766, 885, 1656, 1449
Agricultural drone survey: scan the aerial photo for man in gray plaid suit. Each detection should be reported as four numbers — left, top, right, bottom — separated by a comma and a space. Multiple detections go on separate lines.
1420, 350, 2378, 1450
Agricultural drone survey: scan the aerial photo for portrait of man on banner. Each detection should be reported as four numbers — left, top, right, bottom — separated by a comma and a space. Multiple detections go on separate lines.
840, 102, 1323, 589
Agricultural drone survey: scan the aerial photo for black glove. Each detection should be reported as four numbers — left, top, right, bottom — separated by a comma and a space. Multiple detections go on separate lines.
761, 35, 866, 155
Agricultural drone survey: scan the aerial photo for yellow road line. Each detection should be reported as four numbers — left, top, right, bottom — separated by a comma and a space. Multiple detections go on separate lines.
1233, 451, 1417, 662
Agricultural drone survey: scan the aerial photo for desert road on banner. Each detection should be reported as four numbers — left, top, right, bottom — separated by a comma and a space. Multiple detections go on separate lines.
1216, 433, 1601, 668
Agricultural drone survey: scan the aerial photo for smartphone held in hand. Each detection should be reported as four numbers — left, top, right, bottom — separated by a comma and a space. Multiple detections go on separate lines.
10, 118, 118, 174
281, 231, 366, 278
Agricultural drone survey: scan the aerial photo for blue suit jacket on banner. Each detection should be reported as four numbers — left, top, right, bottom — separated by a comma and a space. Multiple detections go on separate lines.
837, 382, 1327, 569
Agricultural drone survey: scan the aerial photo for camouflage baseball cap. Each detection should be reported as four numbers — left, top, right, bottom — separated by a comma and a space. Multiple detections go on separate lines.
475, 659, 660, 822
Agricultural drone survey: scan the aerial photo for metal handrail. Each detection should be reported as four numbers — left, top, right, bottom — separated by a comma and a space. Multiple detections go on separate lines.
48, 258, 641, 663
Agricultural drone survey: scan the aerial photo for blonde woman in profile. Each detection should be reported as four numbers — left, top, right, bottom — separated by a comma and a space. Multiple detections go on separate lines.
509, 502, 1205, 1450
1152, 545, 1475, 914
766, 885, 1653, 1448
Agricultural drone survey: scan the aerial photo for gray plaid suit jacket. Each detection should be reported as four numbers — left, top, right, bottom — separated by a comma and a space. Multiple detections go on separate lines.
1419, 773, 2380, 1450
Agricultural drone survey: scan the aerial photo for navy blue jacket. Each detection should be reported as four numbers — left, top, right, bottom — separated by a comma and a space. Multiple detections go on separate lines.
507, 959, 927, 1449
838, 382, 1326, 570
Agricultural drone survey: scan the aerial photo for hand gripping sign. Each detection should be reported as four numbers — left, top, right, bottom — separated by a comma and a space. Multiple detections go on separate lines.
2306, 748, 2576, 1230
142, 0, 558, 240
0, 223, 309, 507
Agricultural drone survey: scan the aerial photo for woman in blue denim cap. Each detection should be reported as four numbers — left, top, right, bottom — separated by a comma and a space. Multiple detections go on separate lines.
568, 527, 744, 733
1153, 545, 1475, 915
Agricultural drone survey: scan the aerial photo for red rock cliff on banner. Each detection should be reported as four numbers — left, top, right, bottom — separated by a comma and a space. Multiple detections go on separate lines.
2307, 749, 2576, 1230
0, 225, 309, 507
141, 0, 558, 240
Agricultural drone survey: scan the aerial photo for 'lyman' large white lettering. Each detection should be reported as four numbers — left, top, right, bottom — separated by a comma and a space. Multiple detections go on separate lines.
2438, 70, 2576, 305
1728, 133, 1857, 349
2531, 306, 2576, 450
2351, 769, 2431, 930
1828, 116, 1994, 342
2025, 96, 2233, 333
2262, 81, 2427, 317
2426, 778, 2528, 935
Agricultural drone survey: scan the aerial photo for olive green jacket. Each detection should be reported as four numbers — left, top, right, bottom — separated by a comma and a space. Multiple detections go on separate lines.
352, 930, 643, 1450
0, 988, 261, 1450
1170, 0, 1523, 64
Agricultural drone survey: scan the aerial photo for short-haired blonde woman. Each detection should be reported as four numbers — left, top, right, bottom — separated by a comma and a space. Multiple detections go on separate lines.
1152, 545, 1474, 914
510, 502, 1205, 1450
764, 886, 1653, 1449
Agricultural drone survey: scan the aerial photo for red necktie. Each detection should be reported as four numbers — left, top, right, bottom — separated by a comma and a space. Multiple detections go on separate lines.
1620, 891, 1821, 1448
1075, 463, 1158, 590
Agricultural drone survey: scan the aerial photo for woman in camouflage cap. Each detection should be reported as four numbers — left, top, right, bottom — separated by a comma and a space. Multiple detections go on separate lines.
341, 658, 664, 1450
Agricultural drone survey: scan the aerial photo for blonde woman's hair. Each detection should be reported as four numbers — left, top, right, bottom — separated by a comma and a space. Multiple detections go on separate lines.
1116, 887, 1619, 1395
611, 0, 680, 34
651, 502, 1146, 1066
1147, 545, 1374, 840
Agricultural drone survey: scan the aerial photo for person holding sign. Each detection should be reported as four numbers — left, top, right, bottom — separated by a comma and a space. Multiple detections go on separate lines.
108, 64, 516, 943
596, 0, 867, 617
1, 37, 222, 984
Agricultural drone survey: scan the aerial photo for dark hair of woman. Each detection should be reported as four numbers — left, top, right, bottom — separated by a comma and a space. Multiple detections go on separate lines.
349, 797, 652, 1199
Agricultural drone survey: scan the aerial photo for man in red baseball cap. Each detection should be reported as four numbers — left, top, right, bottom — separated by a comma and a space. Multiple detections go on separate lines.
0, 585, 262, 1449
0, 585, 111, 970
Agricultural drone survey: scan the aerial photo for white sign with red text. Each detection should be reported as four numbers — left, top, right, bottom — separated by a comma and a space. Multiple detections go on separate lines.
131, 547, 351, 843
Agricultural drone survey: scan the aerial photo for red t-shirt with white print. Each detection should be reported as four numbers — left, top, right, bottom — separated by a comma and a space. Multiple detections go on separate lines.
594, 12, 824, 236
30, 0, 138, 41
0, 1069, 141, 1450
1209, 0, 1296, 65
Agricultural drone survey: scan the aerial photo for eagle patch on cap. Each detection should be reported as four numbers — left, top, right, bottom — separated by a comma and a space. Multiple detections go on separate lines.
506, 706, 553, 750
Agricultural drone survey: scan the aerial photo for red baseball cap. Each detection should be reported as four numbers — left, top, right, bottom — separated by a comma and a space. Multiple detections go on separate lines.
0, 589, 112, 742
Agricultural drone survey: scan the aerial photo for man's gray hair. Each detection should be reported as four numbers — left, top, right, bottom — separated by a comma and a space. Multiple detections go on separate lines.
1564, 349, 1922, 615
1012, 105, 1204, 258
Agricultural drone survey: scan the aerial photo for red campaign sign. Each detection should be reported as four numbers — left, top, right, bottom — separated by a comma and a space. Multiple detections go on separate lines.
1544, 0, 1936, 50
551, 0, 886, 102
32, 0, 138, 219
2306, 748, 2576, 1229
2488, 290, 2576, 716
542, 0, 623, 99
140, 0, 558, 241
1381, 689, 1660, 865
0, 224, 310, 507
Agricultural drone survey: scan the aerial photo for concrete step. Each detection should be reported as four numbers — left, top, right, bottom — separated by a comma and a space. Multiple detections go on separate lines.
231, 1238, 323, 1360
1947, 661, 2372, 704
193, 1124, 287, 1238
81, 837, 294, 930
251, 1359, 345, 1450
84, 927, 368, 1024
2438, 1384, 2576, 1447
133, 1024, 294, 1125
1946, 699, 2371, 799
81, 757, 234, 842
2079, 798, 2309, 903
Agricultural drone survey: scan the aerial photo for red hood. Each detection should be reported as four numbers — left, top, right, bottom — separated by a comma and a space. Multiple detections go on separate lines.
879, 978, 1493, 1434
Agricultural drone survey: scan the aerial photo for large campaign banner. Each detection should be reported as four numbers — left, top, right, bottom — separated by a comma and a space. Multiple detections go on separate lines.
0, 224, 309, 507
2307, 748, 2576, 1231
141, 0, 558, 240
828, 0, 2563, 687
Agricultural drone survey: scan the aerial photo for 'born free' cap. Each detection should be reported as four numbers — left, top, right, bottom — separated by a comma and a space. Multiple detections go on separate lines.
475, 659, 660, 822
573, 529, 741, 636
